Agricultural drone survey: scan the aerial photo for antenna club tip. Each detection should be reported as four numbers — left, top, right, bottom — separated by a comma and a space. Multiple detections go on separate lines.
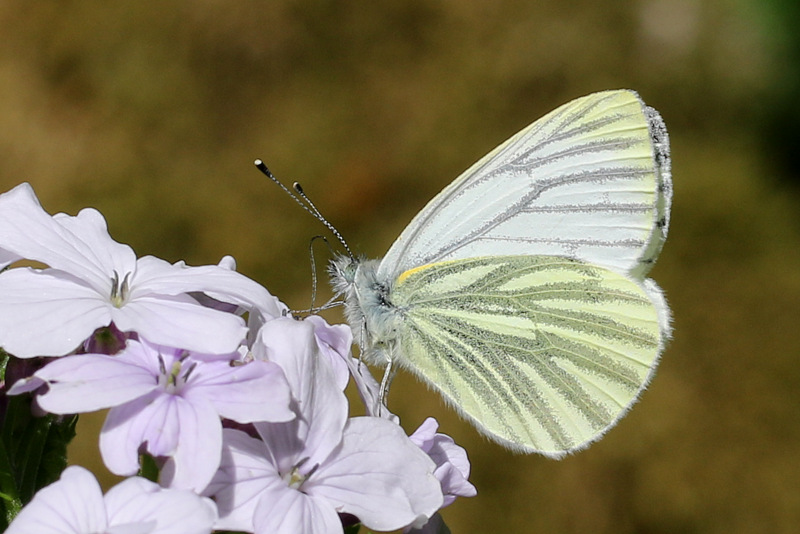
254, 159, 272, 177
293, 182, 304, 194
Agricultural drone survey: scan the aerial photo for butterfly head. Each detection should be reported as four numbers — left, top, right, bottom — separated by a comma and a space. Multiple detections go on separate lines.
328, 253, 360, 295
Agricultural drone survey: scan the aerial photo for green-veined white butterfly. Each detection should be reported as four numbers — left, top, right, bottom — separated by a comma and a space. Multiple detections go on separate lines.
327, 89, 672, 457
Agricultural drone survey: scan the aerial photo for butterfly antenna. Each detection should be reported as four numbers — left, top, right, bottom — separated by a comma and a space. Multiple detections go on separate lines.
255, 160, 355, 261
292, 181, 354, 261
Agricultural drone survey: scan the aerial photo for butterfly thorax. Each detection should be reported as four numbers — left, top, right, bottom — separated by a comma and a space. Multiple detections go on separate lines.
329, 255, 402, 366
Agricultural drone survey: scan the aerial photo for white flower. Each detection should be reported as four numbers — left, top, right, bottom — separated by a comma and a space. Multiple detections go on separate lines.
6, 466, 217, 534
206, 318, 444, 533
0, 183, 284, 357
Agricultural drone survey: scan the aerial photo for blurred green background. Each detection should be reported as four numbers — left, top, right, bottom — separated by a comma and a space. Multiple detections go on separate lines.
2, 0, 799, 532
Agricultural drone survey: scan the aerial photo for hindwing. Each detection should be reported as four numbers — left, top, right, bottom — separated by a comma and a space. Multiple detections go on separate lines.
390, 255, 663, 456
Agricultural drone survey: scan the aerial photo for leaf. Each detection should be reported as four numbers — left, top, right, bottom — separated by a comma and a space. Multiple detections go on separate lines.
0, 355, 78, 528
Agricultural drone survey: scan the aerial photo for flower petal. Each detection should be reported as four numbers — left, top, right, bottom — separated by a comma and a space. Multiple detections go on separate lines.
405, 512, 449, 534
104, 476, 217, 534
112, 295, 247, 354
0, 268, 111, 357
310, 416, 443, 532
34, 354, 157, 413
187, 360, 294, 423
129, 395, 183, 458
132, 255, 286, 320
435, 462, 477, 507
410, 418, 476, 506
341, 349, 394, 420
0, 248, 20, 269
305, 315, 352, 391
0, 183, 136, 291
100, 395, 160, 476
157, 396, 223, 492
106, 522, 155, 534
205, 429, 279, 532
52, 207, 138, 286
101, 393, 223, 492
253, 479, 341, 534
7, 376, 46, 396
408, 417, 439, 451
254, 318, 348, 468
6, 465, 107, 534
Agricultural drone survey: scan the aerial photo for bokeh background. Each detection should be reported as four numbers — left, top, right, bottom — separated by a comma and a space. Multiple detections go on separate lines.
2, 1, 799, 532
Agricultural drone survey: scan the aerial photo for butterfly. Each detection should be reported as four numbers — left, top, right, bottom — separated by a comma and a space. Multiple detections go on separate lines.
326, 89, 672, 457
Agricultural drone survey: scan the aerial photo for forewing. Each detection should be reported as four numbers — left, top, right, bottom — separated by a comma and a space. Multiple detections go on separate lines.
391, 256, 665, 456
378, 90, 672, 282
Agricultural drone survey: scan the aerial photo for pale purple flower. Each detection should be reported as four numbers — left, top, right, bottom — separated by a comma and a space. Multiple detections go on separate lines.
305, 314, 352, 390
409, 418, 477, 508
0, 182, 284, 358
406, 419, 478, 534
9, 338, 294, 492
206, 318, 444, 533
6, 465, 217, 534
308, 315, 394, 422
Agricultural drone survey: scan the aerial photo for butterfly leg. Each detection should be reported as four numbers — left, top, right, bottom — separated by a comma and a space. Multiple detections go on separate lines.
378, 355, 398, 409
356, 315, 369, 374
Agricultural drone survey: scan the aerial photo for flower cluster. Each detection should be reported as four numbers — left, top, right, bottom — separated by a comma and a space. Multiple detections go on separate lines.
0, 183, 475, 534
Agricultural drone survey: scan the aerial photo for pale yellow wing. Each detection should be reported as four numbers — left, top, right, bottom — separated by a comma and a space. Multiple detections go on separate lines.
391, 255, 664, 457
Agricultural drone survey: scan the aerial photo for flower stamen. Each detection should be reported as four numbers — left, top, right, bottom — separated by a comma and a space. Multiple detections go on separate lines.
181, 361, 197, 382
109, 271, 132, 307
284, 457, 320, 491
167, 360, 182, 387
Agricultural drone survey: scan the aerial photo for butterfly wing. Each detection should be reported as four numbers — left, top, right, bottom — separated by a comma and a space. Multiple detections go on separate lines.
377, 90, 671, 284
390, 255, 664, 456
